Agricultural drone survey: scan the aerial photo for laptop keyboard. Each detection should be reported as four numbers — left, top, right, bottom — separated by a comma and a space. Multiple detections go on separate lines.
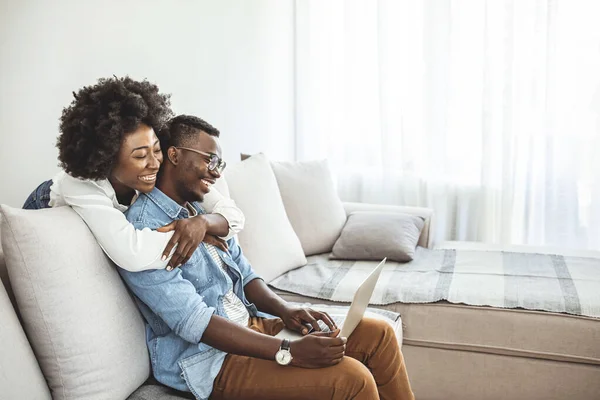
315, 316, 345, 333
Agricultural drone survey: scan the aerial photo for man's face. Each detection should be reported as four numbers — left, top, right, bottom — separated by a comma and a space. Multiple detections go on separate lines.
173, 131, 223, 203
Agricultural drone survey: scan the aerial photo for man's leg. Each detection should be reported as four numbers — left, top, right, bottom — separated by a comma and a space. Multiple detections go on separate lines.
209, 318, 378, 400
344, 318, 415, 400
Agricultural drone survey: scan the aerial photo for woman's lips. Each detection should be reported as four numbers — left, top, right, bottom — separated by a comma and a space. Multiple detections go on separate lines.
139, 174, 157, 183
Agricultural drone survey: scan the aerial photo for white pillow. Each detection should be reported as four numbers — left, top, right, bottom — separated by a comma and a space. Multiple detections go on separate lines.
0, 205, 150, 400
271, 159, 347, 256
211, 175, 230, 199
224, 154, 307, 282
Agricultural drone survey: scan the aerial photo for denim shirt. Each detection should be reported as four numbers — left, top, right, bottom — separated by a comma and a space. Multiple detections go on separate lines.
119, 188, 261, 400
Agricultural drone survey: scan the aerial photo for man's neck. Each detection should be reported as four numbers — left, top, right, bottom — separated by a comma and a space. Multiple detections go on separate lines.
155, 174, 186, 207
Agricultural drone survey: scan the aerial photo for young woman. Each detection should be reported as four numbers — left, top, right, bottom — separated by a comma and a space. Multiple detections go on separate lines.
23, 76, 243, 271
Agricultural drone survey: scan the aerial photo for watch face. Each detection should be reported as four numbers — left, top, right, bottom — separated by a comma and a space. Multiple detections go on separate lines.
276, 350, 292, 365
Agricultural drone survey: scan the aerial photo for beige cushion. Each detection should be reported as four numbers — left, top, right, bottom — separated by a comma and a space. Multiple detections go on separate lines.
0, 205, 150, 400
402, 345, 600, 400
331, 212, 425, 262
224, 154, 307, 282
271, 159, 347, 256
0, 281, 51, 400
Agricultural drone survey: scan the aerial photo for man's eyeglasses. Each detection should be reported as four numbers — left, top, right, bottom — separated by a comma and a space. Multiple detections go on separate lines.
175, 147, 227, 173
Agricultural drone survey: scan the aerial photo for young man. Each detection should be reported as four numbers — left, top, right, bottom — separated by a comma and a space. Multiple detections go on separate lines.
118, 115, 415, 400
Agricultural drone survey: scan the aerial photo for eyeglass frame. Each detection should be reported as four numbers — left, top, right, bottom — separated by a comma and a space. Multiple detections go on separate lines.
174, 146, 227, 173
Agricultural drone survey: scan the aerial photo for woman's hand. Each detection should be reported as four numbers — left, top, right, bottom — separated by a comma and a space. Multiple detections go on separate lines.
280, 305, 337, 335
203, 234, 229, 252
157, 215, 209, 270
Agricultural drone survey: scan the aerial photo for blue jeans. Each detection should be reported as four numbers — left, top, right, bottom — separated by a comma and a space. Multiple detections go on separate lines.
23, 180, 53, 209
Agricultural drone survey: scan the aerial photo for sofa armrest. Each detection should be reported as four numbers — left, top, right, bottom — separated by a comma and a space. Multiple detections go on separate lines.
342, 202, 435, 249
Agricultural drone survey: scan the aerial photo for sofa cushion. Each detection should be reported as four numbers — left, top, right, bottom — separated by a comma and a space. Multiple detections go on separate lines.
273, 251, 600, 366
271, 159, 347, 256
331, 212, 425, 262
0, 205, 150, 400
0, 240, 18, 312
0, 279, 51, 400
224, 154, 307, 282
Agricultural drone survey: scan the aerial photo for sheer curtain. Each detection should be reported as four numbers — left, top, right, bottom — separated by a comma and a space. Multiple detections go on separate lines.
294, 0, 600, 249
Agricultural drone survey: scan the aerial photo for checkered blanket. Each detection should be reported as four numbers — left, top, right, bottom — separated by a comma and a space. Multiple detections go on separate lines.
269, 247, 600, 318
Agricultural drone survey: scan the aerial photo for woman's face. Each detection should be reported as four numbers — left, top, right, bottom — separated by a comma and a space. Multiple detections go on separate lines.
109, 123, 163, 194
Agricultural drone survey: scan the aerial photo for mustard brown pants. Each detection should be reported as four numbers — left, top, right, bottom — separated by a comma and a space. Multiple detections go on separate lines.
209, 317, 415, 400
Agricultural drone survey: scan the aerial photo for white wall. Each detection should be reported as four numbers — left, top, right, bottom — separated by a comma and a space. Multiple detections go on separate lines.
0, 0, 295, 207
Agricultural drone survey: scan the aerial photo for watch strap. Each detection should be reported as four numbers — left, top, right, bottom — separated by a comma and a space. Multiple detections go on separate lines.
281, 338, 291, 351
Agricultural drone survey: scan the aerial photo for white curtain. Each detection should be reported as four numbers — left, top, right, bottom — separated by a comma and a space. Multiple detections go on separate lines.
294, 0, 600, 249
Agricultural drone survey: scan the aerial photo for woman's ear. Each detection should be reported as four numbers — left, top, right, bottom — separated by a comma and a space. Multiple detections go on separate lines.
167, 147, 179, 165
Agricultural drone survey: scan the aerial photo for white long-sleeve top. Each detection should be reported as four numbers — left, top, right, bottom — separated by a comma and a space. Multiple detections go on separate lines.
48, 171, 245, 272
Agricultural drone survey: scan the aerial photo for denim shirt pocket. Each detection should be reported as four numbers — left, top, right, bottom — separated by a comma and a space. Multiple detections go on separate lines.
178, 347, 227, 400
184, 251, 214, 293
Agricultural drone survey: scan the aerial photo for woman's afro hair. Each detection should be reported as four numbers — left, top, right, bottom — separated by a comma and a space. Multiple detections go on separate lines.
56, 76, 174, 180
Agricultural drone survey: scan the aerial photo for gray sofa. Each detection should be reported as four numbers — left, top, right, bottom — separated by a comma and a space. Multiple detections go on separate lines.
1, 154, 599, 399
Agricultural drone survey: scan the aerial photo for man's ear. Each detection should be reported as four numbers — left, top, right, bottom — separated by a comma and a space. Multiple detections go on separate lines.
167, 147, 179, 165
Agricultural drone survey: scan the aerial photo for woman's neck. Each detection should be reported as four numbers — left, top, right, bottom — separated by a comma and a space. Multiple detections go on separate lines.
108, 178, 135, 205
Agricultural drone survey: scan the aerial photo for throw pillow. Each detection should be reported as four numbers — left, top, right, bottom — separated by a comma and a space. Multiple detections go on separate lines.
331, 211, 425, 262
0, 205, 150, 400
224, 154, 307, 282
270, 159, 347, 256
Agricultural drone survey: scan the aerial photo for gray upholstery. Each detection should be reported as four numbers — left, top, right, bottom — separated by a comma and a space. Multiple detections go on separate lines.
127, 380, 195, 400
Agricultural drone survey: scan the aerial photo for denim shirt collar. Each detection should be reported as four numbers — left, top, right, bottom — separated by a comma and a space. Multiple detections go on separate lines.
145, 187, 193, 220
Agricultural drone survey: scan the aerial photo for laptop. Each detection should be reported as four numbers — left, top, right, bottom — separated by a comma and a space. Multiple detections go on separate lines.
275, 258, 387, 339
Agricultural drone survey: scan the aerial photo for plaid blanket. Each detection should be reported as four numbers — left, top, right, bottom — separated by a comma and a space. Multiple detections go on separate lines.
269, 247, 600, 318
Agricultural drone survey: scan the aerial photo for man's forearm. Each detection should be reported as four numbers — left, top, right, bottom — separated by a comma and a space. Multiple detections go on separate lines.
199, 213, 229, 237
244, 279, 289, 318
202, 314, 281, 360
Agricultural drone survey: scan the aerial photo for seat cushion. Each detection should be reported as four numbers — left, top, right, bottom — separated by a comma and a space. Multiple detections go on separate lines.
274, 290, 600, 366
0, 205, 150, 400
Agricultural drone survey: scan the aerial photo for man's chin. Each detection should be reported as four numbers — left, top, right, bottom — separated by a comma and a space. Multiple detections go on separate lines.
191, 192, 205, 203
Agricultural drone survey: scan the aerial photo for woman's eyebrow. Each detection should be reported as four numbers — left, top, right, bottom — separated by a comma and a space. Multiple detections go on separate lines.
131, 139, 160, 153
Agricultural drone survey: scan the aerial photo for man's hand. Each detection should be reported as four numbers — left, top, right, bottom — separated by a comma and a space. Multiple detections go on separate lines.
157, 215, 209, 270
289, 330, 346, 368
280, 305, 337, 335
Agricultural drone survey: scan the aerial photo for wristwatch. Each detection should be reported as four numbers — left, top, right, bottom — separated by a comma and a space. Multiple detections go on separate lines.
275, 339, 293, 366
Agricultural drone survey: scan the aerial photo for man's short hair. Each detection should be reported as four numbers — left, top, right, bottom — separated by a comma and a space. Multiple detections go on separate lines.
158, 114, 220, 150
